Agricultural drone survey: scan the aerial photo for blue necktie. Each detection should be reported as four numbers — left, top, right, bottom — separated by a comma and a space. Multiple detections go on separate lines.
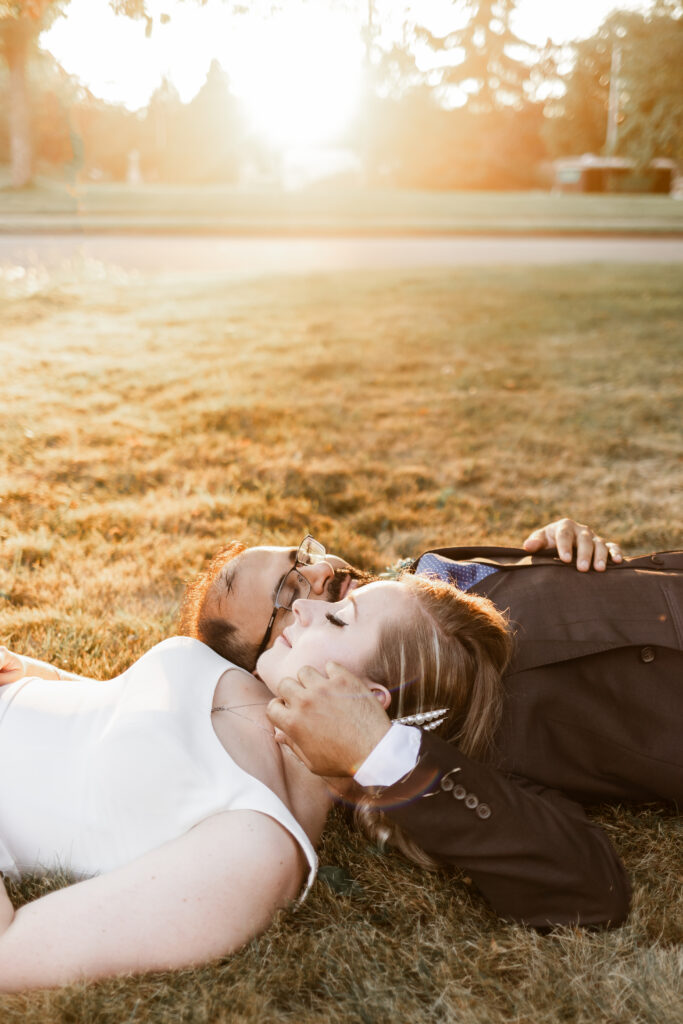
415, 553, 498, 592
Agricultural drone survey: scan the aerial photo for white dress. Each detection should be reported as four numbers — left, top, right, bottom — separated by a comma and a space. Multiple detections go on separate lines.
0, 636, 317, 894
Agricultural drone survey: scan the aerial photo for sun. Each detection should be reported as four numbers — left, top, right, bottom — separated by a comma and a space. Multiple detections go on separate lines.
232, 6, 365, 150
40, 0, 365, 151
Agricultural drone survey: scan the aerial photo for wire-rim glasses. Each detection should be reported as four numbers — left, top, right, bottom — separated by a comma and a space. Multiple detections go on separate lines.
255, 535, 327, 660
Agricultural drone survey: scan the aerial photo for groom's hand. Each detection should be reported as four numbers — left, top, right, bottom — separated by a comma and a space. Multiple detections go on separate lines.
267, 662, 391, 778
523, 517, 623, 571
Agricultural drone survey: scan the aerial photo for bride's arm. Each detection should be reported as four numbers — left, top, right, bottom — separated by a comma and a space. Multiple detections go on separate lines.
0, 646, 97, 685
0, 810, 303, 990
0, 877, 14, 933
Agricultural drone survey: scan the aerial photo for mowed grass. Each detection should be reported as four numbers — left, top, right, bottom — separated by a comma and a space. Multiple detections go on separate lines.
0, 261, 682, 1023
1, 179, 683, 234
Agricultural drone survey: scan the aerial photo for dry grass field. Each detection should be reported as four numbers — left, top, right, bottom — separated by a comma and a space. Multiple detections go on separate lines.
0, 259, 682, 1022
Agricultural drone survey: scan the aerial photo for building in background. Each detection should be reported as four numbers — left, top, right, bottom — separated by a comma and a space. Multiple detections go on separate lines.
554, 154, 676, 194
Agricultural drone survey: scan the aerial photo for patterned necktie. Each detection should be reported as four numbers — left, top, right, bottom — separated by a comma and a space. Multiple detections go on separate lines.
415, 552, 498, 592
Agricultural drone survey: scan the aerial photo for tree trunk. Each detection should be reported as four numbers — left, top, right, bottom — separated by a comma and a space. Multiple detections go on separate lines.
3, 22, 34, 188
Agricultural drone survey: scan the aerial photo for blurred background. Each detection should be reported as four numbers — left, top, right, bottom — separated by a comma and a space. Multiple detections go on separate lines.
1, 0, 681, 203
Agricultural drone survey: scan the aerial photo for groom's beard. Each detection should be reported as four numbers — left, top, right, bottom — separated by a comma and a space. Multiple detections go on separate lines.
326, 566, 376, 601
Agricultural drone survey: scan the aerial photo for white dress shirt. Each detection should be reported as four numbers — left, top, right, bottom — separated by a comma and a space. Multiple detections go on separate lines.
354, 723, 421, 787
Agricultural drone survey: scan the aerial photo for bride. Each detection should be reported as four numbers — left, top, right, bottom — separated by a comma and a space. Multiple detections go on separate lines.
0, 574, 509, 990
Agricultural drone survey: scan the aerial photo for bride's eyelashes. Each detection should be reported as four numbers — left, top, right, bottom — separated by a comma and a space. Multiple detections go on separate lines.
325, 612, 348, 628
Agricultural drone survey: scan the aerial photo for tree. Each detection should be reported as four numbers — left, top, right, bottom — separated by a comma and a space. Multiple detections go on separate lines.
180, 60, 244, 182
0, 0, 180, 187
544, 5, 683, 167
0, 0, 265, 188
0, 1, 68, 186
416, 0, 536, 113
24, 47, 75, 167
142, 77, 185, 181
541, 33, 612, 159
617, 7, 683, 166
351, 0, 549, 188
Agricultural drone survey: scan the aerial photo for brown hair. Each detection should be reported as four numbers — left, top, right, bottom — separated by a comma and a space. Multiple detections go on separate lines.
177, 541, 260, 671
355, 573, 512, 867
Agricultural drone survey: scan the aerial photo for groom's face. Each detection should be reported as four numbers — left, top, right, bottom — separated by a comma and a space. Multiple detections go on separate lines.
208, 544, 359, 658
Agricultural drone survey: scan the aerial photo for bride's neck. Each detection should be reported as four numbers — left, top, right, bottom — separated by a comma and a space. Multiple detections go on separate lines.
213, 667, 334, 842
280, 744, 334, 844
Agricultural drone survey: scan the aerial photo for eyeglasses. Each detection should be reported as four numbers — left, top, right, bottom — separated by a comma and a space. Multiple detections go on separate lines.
255, 535, 328, 660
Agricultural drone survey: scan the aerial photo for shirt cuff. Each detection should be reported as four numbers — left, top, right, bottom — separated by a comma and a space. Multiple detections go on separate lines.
354, 723, 422, 788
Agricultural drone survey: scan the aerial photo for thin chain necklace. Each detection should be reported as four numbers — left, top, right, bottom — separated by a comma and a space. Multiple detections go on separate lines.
211, 701, 308, 769
211, 701, 274, 737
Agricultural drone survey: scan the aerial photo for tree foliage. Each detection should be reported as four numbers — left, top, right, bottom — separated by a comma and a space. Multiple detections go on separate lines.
141, 60, 246, 182
545, 5, 683, 166
2, 0, 680, 192
617, 7, 683, 165
416, 0, 535, 112
0, 2, 69, 184
0, 48, 249, 183
0, 2, 88, 183
0, 0, 70, 62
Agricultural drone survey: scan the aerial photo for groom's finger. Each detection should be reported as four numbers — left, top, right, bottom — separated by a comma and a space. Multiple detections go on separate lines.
269, 718, 317, 772
554, 520, 578, 563
296, 662, 370, 700
295, 665, 328, 687
267, 698, 301, 733
267, 700, 314, 758
267, 698, 290, 728
522, 527, 548, 552
276, 675, 305, 703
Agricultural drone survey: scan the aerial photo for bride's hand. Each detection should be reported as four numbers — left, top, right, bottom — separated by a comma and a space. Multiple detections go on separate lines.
0, 647, 26, 687
0, 874, 14, 934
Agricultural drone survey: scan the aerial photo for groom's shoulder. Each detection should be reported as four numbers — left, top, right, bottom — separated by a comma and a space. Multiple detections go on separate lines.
411, 546, 534, 570
411, 547, 683, 573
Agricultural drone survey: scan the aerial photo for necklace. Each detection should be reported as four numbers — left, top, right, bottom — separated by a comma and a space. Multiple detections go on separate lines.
213, 703, 316, 774
211, 701, 274, 737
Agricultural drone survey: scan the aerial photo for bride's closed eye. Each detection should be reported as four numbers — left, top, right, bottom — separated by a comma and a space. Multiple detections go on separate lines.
325, 612, 348, 628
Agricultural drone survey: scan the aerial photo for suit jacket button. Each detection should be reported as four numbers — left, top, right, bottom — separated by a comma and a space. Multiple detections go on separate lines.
439, 768, 461, 792
476, 804, 491, 819
650, 554, 665, 566
640, 646, 656, 663
453, 784, 467, 800
465, 793, 479, 810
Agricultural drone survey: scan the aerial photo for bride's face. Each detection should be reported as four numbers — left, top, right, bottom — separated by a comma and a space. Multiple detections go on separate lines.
255, 581, 413, 697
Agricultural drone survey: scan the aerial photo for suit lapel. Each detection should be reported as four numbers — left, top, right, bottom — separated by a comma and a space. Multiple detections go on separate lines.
413, 548, 683, 672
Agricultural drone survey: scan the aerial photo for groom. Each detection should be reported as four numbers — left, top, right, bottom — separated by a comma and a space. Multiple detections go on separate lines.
156, 516, 683, 929
263, 535, 682, 931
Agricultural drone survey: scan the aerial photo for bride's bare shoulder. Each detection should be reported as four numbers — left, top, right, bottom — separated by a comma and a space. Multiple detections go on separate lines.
214, 665, 271, 705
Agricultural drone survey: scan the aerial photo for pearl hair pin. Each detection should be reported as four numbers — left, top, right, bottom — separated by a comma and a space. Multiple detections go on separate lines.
212, 703, 450, 733
393, 708, 449, 731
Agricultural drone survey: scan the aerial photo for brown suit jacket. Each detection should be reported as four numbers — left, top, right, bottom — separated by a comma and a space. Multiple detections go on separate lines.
376, 549, 683, 928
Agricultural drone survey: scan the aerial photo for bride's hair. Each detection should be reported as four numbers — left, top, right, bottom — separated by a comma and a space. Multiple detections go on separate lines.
355, 573, 511, 868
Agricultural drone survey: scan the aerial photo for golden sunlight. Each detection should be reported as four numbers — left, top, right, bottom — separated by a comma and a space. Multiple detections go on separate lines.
233, 7, 364, 149
41, 0, 364, 151
38, 0, 650, 157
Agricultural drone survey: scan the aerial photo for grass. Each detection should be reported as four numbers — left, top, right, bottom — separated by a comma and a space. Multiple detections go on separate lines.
1, 178, 683, 235
0, 260, 682, 1022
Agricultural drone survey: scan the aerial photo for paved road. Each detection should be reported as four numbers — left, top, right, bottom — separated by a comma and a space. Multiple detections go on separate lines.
2, 234, 683, 275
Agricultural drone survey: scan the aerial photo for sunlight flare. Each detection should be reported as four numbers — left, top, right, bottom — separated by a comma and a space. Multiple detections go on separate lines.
234, 7, 364, 149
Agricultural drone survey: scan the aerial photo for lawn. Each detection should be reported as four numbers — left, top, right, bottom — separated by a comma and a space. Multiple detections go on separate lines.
1, 179, 683, 235
0, 261, 682, 1022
